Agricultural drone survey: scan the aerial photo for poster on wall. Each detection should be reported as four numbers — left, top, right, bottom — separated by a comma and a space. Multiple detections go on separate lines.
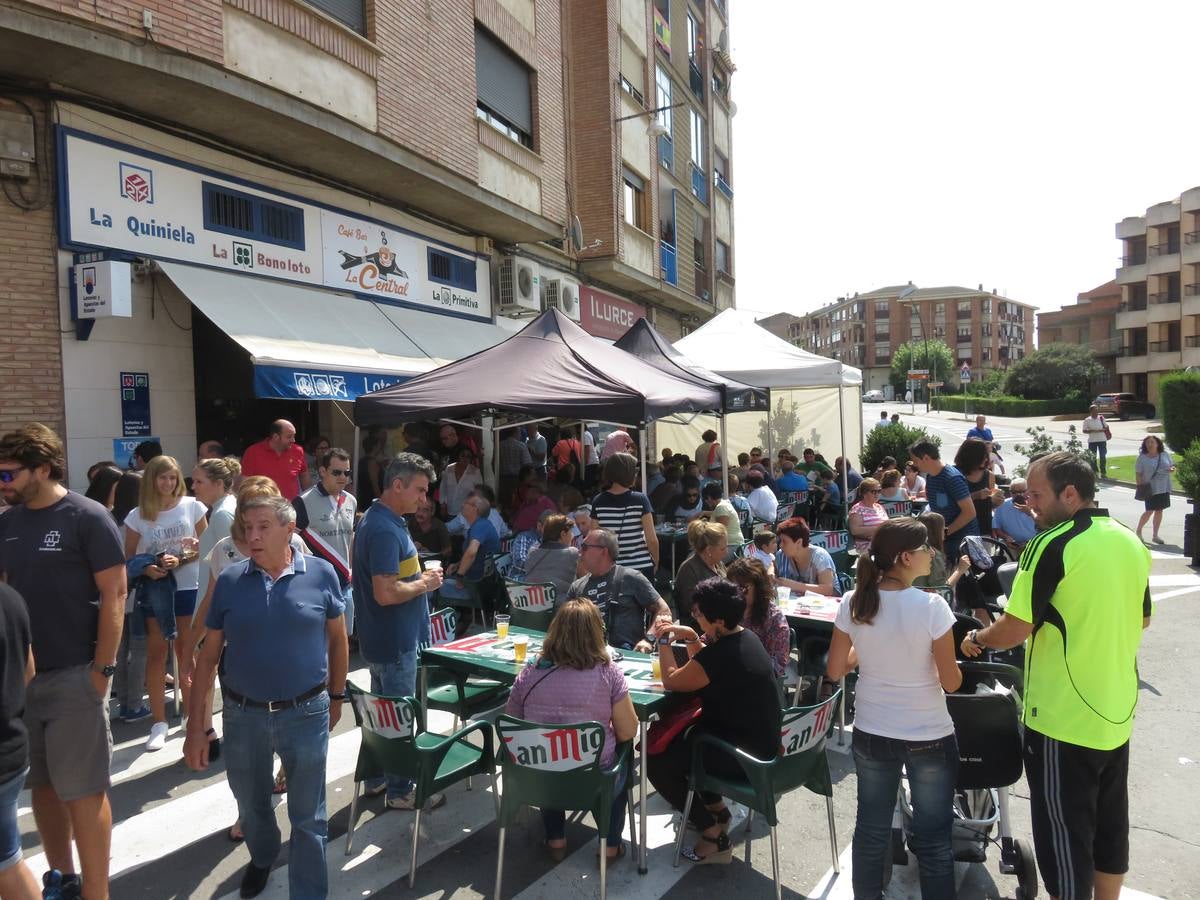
57, 127, 492, 320
120, 371, 151, 436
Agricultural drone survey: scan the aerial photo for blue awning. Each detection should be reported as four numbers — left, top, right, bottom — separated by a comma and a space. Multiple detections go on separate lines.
252, 364, 409, 401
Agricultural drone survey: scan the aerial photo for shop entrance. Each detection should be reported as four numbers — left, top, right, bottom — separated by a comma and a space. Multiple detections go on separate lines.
191, 308, 321, 455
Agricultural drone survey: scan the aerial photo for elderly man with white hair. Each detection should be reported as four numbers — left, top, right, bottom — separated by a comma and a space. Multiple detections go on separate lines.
991, 477, 1038, 552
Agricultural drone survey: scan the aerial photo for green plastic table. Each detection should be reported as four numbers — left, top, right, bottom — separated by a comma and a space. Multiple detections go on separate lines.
421, 626, 676, 873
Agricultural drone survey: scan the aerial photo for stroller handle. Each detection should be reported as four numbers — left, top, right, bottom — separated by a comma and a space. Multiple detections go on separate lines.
959, 660, 1023, 693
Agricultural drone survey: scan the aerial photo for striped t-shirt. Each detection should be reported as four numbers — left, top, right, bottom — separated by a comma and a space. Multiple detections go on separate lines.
591, 489, 655, 574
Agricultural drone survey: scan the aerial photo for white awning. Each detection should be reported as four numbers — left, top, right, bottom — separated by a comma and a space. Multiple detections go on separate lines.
157, 262, 512, 400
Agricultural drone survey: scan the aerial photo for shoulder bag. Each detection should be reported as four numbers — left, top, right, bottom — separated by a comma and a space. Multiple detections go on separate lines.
1134, 456, 1160, 501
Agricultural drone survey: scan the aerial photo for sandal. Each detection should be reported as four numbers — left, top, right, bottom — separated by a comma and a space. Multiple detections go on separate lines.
272, 770, 287, 795
227, 823, 244, 843
596, 842, 626, 866
681, 831, 732, 865
542, 840, 567, 863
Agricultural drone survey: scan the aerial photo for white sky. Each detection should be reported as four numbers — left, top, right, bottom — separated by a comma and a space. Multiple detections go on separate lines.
727, 0, 1200, 320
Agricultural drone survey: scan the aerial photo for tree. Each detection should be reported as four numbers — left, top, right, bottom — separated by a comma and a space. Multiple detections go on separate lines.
860, 423, 940, 475
889, 340, 955, 394
1003, 343, 1103, 401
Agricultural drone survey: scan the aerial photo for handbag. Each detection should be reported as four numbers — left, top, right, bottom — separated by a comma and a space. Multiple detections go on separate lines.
1101, 416, 1112, 441
645, 696, 702, 755
1136, 456, 1162, 501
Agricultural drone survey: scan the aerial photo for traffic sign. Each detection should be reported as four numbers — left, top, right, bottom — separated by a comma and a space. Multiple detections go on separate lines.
908, 372, 928, 381
907, 369, 930, 376
929, 381, 945, 388
960, 364, 971, 383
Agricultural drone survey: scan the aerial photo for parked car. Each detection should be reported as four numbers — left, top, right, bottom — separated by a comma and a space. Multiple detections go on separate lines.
1092, 392, 1156, 420
863, 390, 885, 403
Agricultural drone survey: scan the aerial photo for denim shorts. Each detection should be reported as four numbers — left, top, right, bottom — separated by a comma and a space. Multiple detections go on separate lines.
142, 588, 198, 619
0, 766, 27, 871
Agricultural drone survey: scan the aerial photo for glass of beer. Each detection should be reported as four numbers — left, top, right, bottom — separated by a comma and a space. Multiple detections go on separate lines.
512, 633, 528, 663
424, 558, 442, 573
651, 655, 662, 681
495, 614, 510, 640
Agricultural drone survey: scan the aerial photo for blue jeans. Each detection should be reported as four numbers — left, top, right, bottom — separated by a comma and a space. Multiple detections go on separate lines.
1089, 442, 1107, 475
365, 652, 418, 799
341, 584, 355, 637
541, 769, 628, 847
0, 766, 28, 871
223, 691, 331, 899
851, 728, 959, 900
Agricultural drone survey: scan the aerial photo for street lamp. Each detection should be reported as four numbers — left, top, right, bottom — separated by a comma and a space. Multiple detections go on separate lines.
897, 284, 934, 413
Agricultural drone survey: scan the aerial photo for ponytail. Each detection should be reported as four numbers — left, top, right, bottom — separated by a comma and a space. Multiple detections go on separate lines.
850, 552, 883, 624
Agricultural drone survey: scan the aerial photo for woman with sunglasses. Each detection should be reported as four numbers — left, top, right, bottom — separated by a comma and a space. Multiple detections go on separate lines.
848, 477, 889, 554
827, 518, 962, 900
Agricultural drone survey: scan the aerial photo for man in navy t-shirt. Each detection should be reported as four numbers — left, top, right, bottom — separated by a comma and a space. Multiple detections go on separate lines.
909, 438, 978, 560
966, 415, 994, 443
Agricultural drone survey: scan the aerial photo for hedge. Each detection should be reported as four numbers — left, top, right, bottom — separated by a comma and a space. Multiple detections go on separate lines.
932, 395, 1091, 416
1159, 371, 1200, 453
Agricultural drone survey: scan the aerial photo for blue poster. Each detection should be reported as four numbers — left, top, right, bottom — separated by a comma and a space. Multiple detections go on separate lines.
113, 436, 159, 469
120, 371, 151, 436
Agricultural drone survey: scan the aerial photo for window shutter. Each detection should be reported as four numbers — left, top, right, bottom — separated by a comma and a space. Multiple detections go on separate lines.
304, 0, 365, 34
475, 28, 533, 136
620, 39, 645, 97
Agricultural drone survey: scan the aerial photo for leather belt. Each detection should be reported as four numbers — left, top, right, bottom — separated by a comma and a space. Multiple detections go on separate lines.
223, 683, 326, 712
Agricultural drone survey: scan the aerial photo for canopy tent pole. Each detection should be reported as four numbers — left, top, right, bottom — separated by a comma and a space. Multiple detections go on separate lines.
765, 389, 774, 467
638, 426, 648, 494
481, 416, 497, 496
719, 415, 729, 500
838, 385, 850, 505
352, 425, 361, 502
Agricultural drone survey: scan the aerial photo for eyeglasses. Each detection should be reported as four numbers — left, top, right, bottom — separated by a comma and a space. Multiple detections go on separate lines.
0, 467, 26, 484
861, 488, 880, 494
327, 468, 352, 477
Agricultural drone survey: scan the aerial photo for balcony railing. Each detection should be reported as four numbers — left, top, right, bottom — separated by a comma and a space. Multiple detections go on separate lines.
1186, 283, 1200, 296
714, 171, 733, 199
1119, 300, 1148, 312
659, 241, 677, 286
1149, 292, 1180, 304
1094, 336, 1124, 354
1149, 340, 1180, 353
690, 163, 708, 203
688, 59, 704, 100
1149, 242, 1181, 257
1186, 231, 1200, 245
1120, 254, 1148, 266
1186, 335, 1200, 348
956, 309, 972, 320
658, 134, 673, 171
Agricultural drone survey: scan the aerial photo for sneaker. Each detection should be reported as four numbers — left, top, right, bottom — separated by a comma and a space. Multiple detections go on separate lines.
145, 721, 168, 751
41, 871, 81, 900
122, 705, 152, 723
386, 790, 446, 811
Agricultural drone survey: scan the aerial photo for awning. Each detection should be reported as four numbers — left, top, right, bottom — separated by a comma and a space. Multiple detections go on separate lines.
157, 262, 512, 401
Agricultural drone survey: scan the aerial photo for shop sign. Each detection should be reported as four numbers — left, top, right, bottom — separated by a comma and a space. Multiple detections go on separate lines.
579, 286, 645, 340
73, 260, 132, 318
112, 436, 159, 469
58, 128, 491, 320
120, 371, 151, 436
252, 364, 407, 402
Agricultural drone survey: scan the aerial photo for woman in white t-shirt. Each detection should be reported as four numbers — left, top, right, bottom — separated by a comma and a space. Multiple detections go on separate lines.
827, 518, 962, 900
124, 455, 207, 751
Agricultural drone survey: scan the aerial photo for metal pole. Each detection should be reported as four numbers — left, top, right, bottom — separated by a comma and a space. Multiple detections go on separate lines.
638, 426, 648, 494
352, 425, 361, 502
719, 414, 729, 497
765, 389, 774, 464
837, 385, 849, 503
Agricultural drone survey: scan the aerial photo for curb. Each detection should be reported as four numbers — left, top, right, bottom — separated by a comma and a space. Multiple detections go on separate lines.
1106, 479, 1190, 500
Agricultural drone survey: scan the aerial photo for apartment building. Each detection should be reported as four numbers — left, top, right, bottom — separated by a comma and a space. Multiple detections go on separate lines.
755, 311, 805, 344
1114, 187, 1200, 405
798, 284, 1035, 394
1037, 280, 1121, 394
0, 0, 736, 485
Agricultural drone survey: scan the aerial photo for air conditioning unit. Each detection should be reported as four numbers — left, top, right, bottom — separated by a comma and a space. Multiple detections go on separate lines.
496, 256, 541, 317
541, 275, 581, 321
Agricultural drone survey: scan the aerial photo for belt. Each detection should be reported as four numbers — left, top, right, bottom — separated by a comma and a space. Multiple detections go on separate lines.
223, 683, 326, 712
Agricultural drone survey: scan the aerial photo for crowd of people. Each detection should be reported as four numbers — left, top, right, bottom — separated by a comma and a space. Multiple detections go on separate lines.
0, 415, 1154, 900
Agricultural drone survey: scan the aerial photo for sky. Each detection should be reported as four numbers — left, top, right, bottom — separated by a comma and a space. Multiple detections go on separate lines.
727, 0, 1200, 321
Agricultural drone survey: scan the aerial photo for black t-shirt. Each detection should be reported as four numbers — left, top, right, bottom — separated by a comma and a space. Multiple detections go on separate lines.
694, 630, 782, 760
0, 491, 125, 670
0, 584, 29, 783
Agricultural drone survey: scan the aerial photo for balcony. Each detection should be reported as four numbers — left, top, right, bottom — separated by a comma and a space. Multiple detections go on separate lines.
714, 170, 733, 199
658, 134, 673, 171
1148, 291, 1180, 304
1116, 258, 1147, 285
956, 309, 972, 320
1148, 242, 1181, 275
690, 163, 708, 203
688, 59, 704, 100
1116, 303, 1148, 331
1148, 293, 1182, 324
1148, 344, 1183, 371
1094, 336, 1123, 356
1148, 242, 1181, 257
1116, 348, 1150, 375
659, 241, 677, 286
1185, 291, 1200, 317
1185, 335, 1200, 348
1149, 340, 1180, 353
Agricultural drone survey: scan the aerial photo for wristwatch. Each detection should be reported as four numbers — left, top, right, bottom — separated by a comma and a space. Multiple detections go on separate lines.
328, 691, 347, 702
966, 629, 985, 650
92, 661, 117, 678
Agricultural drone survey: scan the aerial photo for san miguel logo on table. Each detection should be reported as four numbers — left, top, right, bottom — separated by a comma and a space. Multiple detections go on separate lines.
338, 229, 411, 297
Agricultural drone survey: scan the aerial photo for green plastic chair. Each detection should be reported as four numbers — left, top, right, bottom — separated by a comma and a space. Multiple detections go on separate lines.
808, 529, 853, 576
344, 683, 497, 887
881, 498, 914, 518
671, 691, 843, 900
494, 715, 637, 900
504, 579, 556, 631
419, 606, 510, 733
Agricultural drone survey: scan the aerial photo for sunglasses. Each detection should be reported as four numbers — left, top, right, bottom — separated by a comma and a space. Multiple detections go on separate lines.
0, 468, 26, 484
327, 468, 352, 477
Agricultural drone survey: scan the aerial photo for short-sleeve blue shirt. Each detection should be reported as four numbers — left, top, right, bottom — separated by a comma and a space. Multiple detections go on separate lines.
353, 501, 430, 663
464, 517, 501, 579
207, 550, 343, 702
925, 464, 979, 536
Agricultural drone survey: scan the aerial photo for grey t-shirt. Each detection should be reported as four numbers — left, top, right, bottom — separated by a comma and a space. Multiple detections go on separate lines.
520, 542, 580, 602
568, 565, 659, 649
0, 491, 124, 670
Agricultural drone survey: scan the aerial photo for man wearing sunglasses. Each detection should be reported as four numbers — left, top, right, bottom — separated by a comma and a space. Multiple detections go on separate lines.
568, 529, 670, 652
293, 448, 357, 636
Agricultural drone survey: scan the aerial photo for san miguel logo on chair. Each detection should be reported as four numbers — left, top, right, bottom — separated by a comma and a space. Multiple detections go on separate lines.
500, 723, 603, 772
119, 162, 154, 204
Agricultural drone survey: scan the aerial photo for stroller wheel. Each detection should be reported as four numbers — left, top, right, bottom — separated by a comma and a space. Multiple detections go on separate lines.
1013, 838, 1038, 899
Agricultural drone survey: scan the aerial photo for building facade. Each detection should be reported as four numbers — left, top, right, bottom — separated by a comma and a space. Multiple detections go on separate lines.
1114, 187, 1200, 405
0, 0, 736, 487
797, 284, 1035, 394
1037, 280, 1121, 394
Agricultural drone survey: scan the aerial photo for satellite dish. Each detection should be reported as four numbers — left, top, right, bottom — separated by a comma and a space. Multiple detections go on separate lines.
729, 101, 738, 117
568, 215, 584, 253
717, 29, 729, 53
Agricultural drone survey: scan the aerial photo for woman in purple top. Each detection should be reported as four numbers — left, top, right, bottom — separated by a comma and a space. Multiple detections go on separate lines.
506, 599, 639, 863
726, 557, 791, 676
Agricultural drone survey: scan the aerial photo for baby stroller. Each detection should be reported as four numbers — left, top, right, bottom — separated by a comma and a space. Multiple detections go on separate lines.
885, 647, 1038, 899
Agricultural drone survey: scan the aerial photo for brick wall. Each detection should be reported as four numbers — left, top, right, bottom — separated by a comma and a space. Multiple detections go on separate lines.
0, 97, 65, 439
22, 0, 224, 62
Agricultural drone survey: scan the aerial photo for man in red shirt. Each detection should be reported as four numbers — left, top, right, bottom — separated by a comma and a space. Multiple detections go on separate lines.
240, 420, 311, 500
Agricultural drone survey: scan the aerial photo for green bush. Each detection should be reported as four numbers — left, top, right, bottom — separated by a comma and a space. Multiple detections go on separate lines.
933, 395, 1091, 416
1003, 343, 1104, 400
1176, 438, 1200, 500
860, 423, 940, 474
1159, 371, 1200, 453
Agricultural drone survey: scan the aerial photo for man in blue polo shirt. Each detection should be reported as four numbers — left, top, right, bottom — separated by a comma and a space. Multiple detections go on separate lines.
966, 415, 994, 443
910, 438, 978, 560
353, 453, 444, 810
185, 495, 348, 899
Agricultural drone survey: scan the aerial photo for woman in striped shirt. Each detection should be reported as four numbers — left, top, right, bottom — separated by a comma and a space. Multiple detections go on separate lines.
590, 452, 660, 582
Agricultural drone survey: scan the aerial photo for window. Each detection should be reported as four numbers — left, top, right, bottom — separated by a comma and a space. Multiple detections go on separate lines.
655, 66, 673, 135
202, 183, 305, 250
303, 0, 365, 34
622, 168, 647, 230
620, 76, 645, 107
620, 39, 646, 106
690, 107, 705, 167
427, 248, 477, 292
693, 208, 706, 269
715, 239, 730, 274
687, 12, 700, 60
475, 27, 533, 149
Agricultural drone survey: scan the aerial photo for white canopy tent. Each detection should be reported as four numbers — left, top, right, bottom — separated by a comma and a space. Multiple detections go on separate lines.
656, 308, 865, 485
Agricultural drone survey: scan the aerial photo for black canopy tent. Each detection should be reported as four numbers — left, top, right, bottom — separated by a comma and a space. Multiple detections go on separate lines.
613, 317, 769, 494
353, 309, 723, 490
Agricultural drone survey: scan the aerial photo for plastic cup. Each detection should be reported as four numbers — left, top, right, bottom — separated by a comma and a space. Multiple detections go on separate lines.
495, 615, 510, 640
512, 633, 528, 663
651, 656, 662, 681
424, 558, 442, 572
776, 586, 791, 603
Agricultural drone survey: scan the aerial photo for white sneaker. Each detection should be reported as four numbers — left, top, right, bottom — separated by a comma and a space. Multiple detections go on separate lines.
386, 790, 446, 811
145, 721, 168, 751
